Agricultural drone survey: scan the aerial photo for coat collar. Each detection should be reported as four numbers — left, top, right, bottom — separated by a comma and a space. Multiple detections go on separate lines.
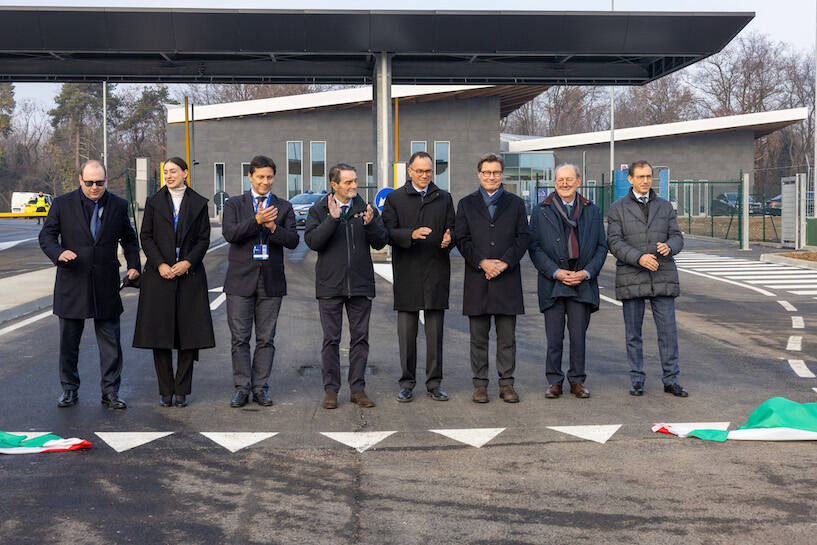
155, 185, 207, 242
69, 189, 95, 243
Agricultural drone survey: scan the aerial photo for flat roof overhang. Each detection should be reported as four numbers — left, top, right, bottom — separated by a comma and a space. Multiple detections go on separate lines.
0, 8, 753, 85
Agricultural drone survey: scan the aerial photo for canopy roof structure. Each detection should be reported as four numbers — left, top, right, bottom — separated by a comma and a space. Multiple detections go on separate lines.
504, 108, 809, 152
0, 8, 753, 84
166, 84, 550, 123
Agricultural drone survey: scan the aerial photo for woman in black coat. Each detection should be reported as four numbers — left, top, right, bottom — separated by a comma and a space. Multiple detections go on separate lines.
133, 157, 215, 407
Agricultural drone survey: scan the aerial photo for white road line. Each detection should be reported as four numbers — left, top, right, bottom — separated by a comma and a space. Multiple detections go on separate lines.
691, 267, 793, 272
206, 241, 228, 253
789, 290, 817, 295
768, 285, 817, 290
778, 300, 797, 311
723, 271, 817, 277
600, 294, 622, 307
0, 237, 36, 251
0, 310, 54, 337
749, 278, 817, 284
792, 316, 805, 329
787, 359, 815, 378
787, 336, 803, 351
676, 268, 776, 296
209, 293, 227, 310
813, 387, 817, 394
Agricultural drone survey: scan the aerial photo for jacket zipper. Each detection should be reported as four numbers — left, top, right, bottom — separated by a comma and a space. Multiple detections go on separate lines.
345, 219, 352, 297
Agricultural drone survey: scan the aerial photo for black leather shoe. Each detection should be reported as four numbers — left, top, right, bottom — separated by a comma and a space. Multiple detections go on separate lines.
230, 390, 249, 408
664, 383, 689, 397
101, 393, 127, 410
253, 390, 273, 406
629, 382, 644, 396
426, 388, 449, 401
397, 388, 414, 403
159, 395, 173, 407
174, 394, 188, 407
57, 390, 78, 408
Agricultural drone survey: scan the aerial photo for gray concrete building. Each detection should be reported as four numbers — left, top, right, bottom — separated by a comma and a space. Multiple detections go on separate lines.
167, 85, 546, 216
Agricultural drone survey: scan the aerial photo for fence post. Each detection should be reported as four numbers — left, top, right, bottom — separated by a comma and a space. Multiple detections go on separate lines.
740, 172, 750, 250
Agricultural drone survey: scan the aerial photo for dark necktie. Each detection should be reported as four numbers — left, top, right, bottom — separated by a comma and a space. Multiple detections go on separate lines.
340, 204, 349, 217
256, 195, 266, 206
639, 196, 648, 205
565, 203, 573, 216
90, 201, 100, 240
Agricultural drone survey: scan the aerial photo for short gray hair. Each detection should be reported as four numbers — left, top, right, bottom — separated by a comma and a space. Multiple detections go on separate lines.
554, 163, 581, 180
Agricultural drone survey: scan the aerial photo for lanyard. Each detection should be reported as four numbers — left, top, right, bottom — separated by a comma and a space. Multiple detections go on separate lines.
173, 204, 180, 231
254, 193, 273, 244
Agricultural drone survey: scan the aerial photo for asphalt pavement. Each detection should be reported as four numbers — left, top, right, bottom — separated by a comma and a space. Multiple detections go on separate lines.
1, 227, 816, 544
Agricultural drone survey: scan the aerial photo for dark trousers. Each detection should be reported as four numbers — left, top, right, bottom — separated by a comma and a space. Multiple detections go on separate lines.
543, 297, 592, 386
226, 276, 282, 393
469, 314, 516, 387
58, 316, 122, 395
622, 296, 680, 385
318, 296, 372, 393
398, 309, 444, 391
153, 349, 195, 396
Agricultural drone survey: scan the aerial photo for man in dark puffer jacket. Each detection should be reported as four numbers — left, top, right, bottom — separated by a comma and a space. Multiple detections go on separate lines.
607, 160, 688, 398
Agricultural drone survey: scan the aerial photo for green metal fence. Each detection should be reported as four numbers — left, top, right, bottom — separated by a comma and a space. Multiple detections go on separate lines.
668, 179, 780, 244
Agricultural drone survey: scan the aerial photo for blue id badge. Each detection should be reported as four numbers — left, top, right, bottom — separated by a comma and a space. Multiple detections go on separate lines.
253, 244, 269, 261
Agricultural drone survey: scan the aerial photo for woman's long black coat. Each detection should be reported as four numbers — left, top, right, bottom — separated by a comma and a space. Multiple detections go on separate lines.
133, 186, 215, 351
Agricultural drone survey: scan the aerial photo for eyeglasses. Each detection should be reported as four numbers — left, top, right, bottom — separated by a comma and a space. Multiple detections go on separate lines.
82, 180, 106, 187
479, 170, 503, 178
410, 168, 433, 176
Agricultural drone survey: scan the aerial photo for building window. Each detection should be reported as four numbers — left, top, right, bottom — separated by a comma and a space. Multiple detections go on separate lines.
214, 162, 225, 205
434, 141, 450, 191
287, 141, 303, 199
310, 141, 326, 193
241, 162, 251, 192
365, 162, 375, 204
410, 141, 427, 156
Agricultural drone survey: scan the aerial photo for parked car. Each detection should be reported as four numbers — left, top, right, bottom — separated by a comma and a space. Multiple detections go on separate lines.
766, 191, 814, 216
711, 192, 763, 216
23, 194, 53, 215
290, 191, 325, 228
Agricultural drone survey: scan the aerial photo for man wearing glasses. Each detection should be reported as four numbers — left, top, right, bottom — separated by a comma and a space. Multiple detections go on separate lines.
39, 159, 140, 409
455, 153, 529, 404
381, 151, 455, 403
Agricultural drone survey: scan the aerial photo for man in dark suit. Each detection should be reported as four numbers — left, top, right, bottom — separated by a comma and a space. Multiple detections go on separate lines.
304, 163, 388, 409
528, 164, 607, 399
455, 153, 529, 404
607, 160, 687, 397
39, 159, 141, 409
382, 151, 455, 403
222, 155, 299, 408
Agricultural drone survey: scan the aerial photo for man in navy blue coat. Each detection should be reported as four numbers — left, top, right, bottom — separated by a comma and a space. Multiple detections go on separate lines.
528, 164, 607, 399
39, 160, 141, 409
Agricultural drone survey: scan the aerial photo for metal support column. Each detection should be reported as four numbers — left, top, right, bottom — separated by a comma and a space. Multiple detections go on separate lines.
740, 172, 750, 250
373, 53, 393, 190
102, 81, 108, 173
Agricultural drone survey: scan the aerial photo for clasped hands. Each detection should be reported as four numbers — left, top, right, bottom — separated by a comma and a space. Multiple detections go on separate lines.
158, 261, 190, 279
479, 258, 508, 280
554, 269, 588, 286
411, 226, 452, 249
639, 242, 671, 271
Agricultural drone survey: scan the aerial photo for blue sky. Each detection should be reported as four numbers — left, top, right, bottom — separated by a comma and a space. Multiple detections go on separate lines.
5, 0, 816, 111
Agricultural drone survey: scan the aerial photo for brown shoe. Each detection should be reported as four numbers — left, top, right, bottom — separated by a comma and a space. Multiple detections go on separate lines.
472, 385, 489, 403
545, 383, 562, 398
322, 390, 338, 409
350, 390, 375, 408
499, 385, 520, 403
570, 383, 590, 398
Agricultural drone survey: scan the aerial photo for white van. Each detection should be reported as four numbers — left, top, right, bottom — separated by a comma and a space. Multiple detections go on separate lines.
11, 192, 52, 214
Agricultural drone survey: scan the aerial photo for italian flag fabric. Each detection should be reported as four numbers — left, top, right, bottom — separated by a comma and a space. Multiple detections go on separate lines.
0, 431, 92, 454
653, 397, 817, 442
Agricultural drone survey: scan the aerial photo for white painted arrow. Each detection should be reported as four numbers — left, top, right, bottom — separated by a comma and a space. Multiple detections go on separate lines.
429, 428, 505, 448
320, 431, 396, 452
547, 425, 621, 444
94, 432, 173, 453
200, 432, 278, 453
208, 286, 224, 293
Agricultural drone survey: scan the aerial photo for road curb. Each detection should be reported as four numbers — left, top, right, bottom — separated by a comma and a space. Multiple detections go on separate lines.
760, 253, 817, 270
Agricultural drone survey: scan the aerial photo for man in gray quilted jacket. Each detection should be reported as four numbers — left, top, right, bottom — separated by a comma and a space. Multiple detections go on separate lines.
607, 160, 688, 398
